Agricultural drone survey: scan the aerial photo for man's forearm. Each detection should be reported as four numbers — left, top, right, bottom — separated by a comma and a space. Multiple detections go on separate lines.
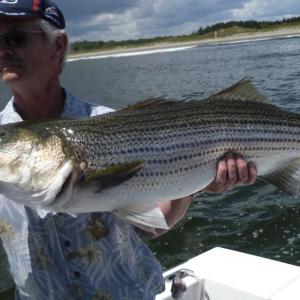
144, 196, 192, 239
158, 196, 192, 227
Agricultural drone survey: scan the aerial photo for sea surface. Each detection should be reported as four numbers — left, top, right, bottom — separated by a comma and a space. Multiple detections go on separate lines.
2, 35, 300, 296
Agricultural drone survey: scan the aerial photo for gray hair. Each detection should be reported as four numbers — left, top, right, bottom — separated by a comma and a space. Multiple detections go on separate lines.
34, 19, 69, 72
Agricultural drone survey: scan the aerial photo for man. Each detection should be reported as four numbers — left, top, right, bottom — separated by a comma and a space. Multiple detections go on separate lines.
0, 1, 257, 299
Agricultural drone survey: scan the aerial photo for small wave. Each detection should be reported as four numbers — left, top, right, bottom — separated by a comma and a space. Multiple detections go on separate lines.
67, 45, 197, 62
213, 34, 300, 46
215, 37, 273, 45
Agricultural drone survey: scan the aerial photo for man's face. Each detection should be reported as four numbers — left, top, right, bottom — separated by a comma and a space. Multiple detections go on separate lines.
0, 18, 61, 88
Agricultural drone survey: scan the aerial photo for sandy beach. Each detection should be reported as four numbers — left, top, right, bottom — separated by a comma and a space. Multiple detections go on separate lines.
68, 26, 300, 60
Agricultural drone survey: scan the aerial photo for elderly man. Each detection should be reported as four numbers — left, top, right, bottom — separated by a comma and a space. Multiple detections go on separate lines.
0, 1, 256, 299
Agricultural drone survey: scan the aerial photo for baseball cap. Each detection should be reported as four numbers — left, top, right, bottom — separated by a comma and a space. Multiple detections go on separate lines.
0, 0, 65, 29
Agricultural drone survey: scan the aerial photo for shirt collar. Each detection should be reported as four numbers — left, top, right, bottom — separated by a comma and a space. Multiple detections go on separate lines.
0, 98, 22, 124
0, 89, 93, 125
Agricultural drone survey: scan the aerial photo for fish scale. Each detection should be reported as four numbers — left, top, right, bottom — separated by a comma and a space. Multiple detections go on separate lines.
58, 99, 300, 182
1, 80, 300, 230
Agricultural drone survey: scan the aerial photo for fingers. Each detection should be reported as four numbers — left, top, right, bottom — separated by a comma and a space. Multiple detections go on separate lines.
215, 159, 227, 185
245, 162, 257, 185
236, 158, 248, 183
226, 154, 238, 183
217, 156, 237, 192
216, 154, 239, 190
202, 159, 226, 193
224, 154, 257, 187
203, 153, 257, 193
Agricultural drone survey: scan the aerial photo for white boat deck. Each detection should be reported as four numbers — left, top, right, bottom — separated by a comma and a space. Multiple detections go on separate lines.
156, 247, 300, 300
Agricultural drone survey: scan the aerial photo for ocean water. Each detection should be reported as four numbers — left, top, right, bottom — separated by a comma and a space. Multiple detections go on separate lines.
2, 35, 300, 295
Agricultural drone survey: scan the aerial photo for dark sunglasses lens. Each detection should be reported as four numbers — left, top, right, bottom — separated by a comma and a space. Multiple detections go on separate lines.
4, 31, 26, 48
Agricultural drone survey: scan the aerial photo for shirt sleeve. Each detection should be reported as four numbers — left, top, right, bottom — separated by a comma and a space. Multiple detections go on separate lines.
90, 105, 115, 117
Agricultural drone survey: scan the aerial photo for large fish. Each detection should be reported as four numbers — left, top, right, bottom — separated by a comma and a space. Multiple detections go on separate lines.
0, 80, 300, 230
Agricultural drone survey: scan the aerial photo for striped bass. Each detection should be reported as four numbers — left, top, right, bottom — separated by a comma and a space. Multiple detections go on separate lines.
0, 80, 300, 230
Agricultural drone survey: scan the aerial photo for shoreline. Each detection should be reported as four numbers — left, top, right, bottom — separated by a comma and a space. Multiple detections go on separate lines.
68, 27, 300, 60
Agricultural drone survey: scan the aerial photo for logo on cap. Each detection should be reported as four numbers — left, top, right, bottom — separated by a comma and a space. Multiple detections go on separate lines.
44, 6, 61, 27
0, 0, 18, 4
45, 6, 58, 18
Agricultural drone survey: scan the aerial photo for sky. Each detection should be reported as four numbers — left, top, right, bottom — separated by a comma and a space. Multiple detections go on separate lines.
56, 0, 300, 42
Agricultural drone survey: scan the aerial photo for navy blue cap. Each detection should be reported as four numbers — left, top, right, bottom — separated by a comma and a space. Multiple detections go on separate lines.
0, 0, 65, 29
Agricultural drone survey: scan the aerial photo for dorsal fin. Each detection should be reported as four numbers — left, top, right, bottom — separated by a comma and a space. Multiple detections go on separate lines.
123, 97, 178, 110
121, 79, 268, 111
207, 79, 269, 103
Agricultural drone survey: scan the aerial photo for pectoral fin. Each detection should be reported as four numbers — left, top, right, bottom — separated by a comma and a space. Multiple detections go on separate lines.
260, 158, 300, 196
81, 161, 144, 192
114, 203, 169, 233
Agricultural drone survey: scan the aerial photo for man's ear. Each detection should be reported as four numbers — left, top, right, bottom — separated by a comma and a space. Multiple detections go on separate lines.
55, 34, 68, 63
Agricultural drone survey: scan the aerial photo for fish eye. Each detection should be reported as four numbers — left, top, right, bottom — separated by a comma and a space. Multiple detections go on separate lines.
0, 128, 9, 142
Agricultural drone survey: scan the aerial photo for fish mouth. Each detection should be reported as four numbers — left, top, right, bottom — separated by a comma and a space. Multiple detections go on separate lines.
36, 160, 75, 209
45, 166, 81, 211
56, 172, 73, 200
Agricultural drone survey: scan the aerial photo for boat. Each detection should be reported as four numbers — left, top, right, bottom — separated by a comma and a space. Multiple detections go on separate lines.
155, 247, 300, 300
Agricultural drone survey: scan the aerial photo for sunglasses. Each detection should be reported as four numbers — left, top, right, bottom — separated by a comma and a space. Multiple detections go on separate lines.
0, 30, 44, 49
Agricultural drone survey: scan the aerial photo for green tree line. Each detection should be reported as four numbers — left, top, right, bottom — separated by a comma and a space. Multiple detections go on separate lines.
71, 36, 169, 53
70, 17, 300, 54
194, 17, 300, 35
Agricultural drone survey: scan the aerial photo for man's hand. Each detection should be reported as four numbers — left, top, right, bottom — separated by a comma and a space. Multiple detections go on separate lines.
203, 154, 257, 193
